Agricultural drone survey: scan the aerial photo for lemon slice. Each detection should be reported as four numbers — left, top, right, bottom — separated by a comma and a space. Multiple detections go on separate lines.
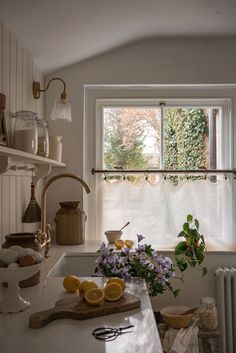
115, 239, 124, 249
106, 277, 125, 291
85, 287, 105, 306
104, 282, 123, 301
79, 280, 98, 299
63, 275, 81, 293
125, 240, 134, 248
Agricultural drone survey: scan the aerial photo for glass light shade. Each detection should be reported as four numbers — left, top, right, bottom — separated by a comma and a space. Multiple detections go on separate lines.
50, 98, 72, 122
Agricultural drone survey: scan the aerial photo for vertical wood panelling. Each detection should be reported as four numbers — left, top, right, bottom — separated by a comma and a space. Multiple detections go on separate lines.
0, 20, 44, 244
0, 22, 3, 91
2, 26, 10, 132
16, 42, 23, 112
2, 176, 10, 239
22, 49, 28, 109
9, 34, 17, 144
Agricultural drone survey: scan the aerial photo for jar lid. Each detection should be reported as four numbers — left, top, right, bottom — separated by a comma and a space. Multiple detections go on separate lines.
12, 111, 38, 119
36, 119, 48, 127
200, 297, 216, 305
49, 135, 63, 142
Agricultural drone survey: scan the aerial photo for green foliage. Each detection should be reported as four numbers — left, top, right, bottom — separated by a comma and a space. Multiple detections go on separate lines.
164, 108, 208, 172
175, 214, 207, 276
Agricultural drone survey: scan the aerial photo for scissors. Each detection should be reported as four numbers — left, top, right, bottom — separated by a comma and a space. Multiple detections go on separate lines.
92, 325, 134, 341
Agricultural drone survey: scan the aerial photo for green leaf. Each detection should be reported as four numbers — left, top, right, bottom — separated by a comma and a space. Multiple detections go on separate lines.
178, 231, 185, 238
196, 251, 204, 264
173, 289, 181, 297
187, 214, 193, 222
176, 259, 188, 272
175, 241, 188, 255
183, 222, 190, 232
195, 219, 199, 230
202, 267, 208, 276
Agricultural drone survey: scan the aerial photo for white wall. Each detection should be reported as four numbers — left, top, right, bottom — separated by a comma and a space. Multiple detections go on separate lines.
44, 37, 236, 309
45, 37, 236, 223
0, 20, 44, 244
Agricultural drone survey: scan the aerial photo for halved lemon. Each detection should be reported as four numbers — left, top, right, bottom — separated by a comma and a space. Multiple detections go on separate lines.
115, 239, 124, 249
106, 277, 125, 291
63, 275, 81, 293
85, 287, 105, 306
79, 280, 98, 299
104, 282, 123, 301
125, 240, 134, 248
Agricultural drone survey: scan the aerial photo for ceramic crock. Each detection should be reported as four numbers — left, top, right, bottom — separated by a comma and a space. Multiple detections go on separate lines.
54, 201, 86, 245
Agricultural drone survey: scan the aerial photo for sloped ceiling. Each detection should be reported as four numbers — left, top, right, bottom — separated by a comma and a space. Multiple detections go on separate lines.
1, 0, 236, 73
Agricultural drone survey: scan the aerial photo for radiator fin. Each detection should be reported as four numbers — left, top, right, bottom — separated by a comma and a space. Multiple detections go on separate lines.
216, 267, 236, 353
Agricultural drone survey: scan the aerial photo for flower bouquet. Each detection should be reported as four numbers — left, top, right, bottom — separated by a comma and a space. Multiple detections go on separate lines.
95, 234, 179, 297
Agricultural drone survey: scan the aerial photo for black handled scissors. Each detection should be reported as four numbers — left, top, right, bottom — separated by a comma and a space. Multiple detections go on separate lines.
92, 325, 134, 341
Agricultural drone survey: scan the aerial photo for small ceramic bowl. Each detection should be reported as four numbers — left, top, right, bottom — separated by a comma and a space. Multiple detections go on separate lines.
105, 230, 122, 243
160, 305, 193, 329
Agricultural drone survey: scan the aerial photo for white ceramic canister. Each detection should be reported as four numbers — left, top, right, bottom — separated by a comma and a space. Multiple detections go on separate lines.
48, 136, 62, 162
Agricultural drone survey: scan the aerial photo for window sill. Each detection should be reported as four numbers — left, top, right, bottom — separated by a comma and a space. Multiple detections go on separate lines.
153, 240, 236, 253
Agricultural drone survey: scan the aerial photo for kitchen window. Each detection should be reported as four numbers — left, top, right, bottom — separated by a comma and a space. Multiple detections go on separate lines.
84, 86, 235, 246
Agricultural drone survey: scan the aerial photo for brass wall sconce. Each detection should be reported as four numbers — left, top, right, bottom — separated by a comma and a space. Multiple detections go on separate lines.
32, 77, 72, 122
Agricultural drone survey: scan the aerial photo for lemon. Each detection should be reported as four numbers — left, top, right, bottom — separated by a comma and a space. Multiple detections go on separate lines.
85, 287, 105, 306
115, 239, 124, 249
79, 280, 98, 299
106, 277, 125, 291
104, 282, 123, 301
63, 275, 80, 293
125, 240, 134, 248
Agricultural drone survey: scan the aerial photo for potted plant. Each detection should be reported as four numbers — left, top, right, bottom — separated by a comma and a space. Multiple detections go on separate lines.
175, 214, 207, 276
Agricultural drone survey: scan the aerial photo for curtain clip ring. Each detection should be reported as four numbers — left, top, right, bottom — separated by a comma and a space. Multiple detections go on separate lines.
163, 172, 167, 180
145, 172, 149, 181
204, 172, 208, 180
122, 172, 126, 180
104, 172, 108, 181
224, 171, 227, 180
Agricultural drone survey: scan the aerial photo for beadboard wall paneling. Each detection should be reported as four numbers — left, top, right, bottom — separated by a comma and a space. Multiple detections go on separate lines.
0, 20, 44, 244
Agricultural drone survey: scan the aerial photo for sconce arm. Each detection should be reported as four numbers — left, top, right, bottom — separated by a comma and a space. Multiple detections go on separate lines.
33, 77, 67, 100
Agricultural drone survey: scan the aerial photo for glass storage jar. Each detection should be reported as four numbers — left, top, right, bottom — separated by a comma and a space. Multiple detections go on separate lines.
13, 111, 38, 154
49, 135, 63, 162
36, 119, 49, 157
199, 297, 218, 330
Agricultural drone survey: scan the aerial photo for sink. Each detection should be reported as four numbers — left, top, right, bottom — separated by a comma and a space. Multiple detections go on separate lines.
48, 253, 98, 277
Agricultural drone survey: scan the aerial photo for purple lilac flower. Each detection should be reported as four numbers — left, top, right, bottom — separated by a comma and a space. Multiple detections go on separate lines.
137, 234, 145, 243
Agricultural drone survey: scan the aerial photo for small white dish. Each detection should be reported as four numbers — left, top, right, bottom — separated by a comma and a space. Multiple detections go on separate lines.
0, 263, 41, 313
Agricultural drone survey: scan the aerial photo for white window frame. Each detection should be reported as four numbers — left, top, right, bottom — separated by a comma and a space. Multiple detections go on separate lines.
83, 85, 235, 242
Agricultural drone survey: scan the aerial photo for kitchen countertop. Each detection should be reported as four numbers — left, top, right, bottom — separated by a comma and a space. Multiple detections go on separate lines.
0, 243, 163, 353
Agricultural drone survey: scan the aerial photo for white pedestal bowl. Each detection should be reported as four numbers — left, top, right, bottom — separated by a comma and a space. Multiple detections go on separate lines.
0, 263, 41, 313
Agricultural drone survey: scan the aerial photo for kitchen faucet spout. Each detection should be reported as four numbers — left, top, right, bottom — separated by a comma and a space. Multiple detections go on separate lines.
37, 173, 90, 257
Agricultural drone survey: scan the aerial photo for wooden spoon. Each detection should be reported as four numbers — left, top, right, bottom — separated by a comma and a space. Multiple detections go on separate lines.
119, 221, 130, 231
180, 307, 198, 316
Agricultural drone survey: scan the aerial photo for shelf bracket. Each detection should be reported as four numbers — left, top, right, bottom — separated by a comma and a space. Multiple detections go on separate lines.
0, 156, 13, 174
34, 164, 52, 186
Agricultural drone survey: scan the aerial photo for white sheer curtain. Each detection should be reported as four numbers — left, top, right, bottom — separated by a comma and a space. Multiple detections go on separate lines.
101, 177, 233, 245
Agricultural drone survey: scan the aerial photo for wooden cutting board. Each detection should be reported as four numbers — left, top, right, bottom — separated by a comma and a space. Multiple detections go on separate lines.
29, 292, 140, 329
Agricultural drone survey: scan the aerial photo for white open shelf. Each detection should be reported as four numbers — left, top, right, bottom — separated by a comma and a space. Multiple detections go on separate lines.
0, 145, 66, 184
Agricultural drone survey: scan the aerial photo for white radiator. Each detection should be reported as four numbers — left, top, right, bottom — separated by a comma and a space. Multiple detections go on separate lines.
216, 267, 236, 353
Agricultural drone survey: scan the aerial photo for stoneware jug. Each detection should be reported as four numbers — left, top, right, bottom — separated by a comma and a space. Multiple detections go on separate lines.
54, 201, 86, 245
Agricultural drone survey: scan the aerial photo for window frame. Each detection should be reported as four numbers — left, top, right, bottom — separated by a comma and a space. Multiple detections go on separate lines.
84, 85, 235, 242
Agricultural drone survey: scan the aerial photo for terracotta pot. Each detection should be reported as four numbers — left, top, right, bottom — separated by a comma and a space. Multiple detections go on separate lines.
2, 232, 41, 287
54, 201, 86, 245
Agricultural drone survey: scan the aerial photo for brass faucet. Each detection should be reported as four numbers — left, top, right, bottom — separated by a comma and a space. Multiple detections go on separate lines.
36, 173, 90, 257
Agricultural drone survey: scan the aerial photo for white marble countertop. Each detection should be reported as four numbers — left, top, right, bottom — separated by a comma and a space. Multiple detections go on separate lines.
0, 243, 163, 353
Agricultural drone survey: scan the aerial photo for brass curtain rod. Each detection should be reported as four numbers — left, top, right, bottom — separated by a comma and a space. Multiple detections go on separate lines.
92, 168, 236, 175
